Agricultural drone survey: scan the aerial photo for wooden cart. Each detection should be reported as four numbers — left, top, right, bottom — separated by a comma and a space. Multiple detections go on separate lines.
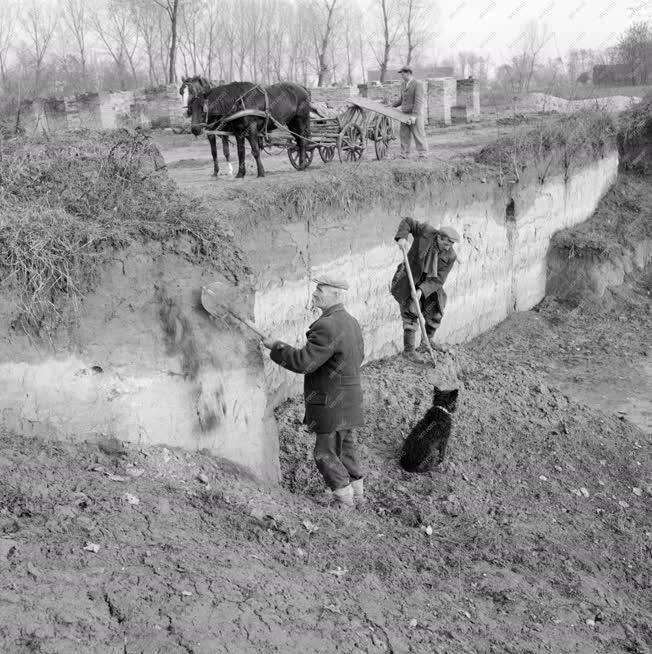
206, 96, 413, 170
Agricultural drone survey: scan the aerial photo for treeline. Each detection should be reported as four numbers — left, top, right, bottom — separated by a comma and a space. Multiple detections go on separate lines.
0, 0, 436, 99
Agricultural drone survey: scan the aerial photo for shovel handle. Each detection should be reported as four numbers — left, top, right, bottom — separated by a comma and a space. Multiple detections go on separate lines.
202, 287, 267, 340
229, 311, 268, 340
400, 246, 437, 365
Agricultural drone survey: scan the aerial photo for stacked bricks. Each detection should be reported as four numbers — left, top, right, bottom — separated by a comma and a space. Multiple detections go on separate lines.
64, 93, 101, 130
426, 78, 456, 126
456, 78, 480, 121
309, 86, 357, 114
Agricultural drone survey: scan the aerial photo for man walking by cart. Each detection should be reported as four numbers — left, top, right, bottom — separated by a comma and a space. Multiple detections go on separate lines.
391, 217, 460, 361
392, 66, 428, 159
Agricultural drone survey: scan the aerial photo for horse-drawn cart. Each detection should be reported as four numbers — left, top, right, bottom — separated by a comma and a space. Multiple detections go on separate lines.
205, 96, 412, 171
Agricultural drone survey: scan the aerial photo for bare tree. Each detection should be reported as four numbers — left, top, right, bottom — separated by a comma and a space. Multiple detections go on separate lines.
0, 1, 17, 89
61, 0, 89, 85
508, 21, 553, 93
91, 1, 140, 90
402, 0, 435, 66
370, 0, 403, 82
21, 0, 60, 93
152, 0, 180, 83
308, 0, 340, 86
178, 0, 203, 76
131, 0, 166, 85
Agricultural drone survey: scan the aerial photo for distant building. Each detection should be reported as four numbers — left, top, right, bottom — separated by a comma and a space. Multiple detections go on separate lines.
367, 66, 454, 82
593, 61, 652, 86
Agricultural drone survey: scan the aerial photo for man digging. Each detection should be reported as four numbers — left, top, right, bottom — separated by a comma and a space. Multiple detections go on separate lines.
391, 217, 460, 361
262, 277, 365, 508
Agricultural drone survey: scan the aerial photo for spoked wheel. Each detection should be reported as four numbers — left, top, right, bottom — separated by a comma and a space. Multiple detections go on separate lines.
287, 145, 314, 170
318, 145, 335, 163
337, 122, 365, 162
373, 115, 394, 160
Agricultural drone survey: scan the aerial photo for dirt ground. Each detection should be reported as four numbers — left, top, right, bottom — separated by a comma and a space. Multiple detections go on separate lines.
154, 119, 502, 199
1, 119, 650, 652
1, 259, 650, 653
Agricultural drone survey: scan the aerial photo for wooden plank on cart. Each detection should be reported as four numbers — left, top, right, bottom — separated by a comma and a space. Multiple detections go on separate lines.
347, 96, 412, 124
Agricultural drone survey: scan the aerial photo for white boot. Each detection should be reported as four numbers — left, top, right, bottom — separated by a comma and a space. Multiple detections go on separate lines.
332, 484, 354, 508
350, 478, 365, 504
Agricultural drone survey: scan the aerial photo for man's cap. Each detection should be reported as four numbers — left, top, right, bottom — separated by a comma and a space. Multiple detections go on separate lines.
311, 276, 349, 291
438, 226, 461, 242
398, 65, 413, 73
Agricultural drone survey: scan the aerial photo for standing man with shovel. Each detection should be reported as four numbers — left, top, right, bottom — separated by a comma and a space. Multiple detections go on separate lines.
391, 217, 460, 362
261, 277, 365, 509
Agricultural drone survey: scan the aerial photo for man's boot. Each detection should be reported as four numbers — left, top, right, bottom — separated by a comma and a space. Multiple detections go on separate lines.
350, 478, 365, 506
332, 484, 354, 508
403, 330, 427, 362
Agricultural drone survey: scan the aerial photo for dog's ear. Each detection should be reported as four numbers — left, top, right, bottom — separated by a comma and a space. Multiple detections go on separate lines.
449, 388, 459, 402
432, 385, 440, 394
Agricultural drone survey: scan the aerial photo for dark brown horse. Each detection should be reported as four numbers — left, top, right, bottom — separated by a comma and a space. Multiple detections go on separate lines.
179, 76, 232, 177
187, 81, 311, 178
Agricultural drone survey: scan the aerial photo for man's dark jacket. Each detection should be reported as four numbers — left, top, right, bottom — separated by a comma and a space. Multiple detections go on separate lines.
270, 304, 364, 434
391, 217, 457, 308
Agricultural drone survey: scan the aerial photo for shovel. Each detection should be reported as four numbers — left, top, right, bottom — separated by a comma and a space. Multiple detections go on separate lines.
400, 244, 437, 366
200, 282, 267, 340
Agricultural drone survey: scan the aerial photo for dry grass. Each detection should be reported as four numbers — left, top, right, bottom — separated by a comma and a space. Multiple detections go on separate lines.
475, 111, 617, 183
0, 129, 247, 335
551, 170, 652, 258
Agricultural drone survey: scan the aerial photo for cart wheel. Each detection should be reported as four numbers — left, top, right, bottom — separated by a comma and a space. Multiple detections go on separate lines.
287, 145, 314, 170
318, 146, 335, 163
374, 115, 393, 160
337, 123, 365, 162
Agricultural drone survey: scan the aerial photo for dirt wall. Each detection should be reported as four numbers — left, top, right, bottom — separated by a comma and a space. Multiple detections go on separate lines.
246, 152, 619, 404
0, 150, 618, 482
0, 243, 280, 483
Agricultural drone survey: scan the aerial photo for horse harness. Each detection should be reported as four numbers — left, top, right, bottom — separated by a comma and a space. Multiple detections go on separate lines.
207, 84, 272, 139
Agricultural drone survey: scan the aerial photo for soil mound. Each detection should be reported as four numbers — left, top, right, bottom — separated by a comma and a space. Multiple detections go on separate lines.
0, 130, 246, 336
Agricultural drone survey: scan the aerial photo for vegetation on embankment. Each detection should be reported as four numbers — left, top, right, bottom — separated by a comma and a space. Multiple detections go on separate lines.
0, 129, 246, 335
550, 171, 652, 259
618, 92, 652, 174
550, 96, 652, 259
475, 110, 617, 183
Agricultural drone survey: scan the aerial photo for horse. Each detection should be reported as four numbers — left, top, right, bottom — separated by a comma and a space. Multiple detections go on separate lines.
187, 81, 311, 178
179, 76, 232, 177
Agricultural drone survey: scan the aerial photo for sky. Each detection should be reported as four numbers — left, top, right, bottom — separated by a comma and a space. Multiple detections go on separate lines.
428, 0, 650, 64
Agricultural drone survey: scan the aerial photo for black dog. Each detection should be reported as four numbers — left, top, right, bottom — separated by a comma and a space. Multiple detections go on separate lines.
400, 386, 459, 473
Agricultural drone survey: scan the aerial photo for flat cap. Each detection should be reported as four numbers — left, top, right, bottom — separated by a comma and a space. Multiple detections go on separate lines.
438, 226, 461, 242
311, 276, 349, 290
398, 65, 413, 73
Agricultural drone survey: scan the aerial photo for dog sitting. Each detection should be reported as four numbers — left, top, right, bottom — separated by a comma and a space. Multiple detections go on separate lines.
400, 386, 459, 473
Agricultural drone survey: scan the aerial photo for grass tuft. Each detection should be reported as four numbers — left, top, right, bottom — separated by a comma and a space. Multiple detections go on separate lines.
0, 129, 247, 335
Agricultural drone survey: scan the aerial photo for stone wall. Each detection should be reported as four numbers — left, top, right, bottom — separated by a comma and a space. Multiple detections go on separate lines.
456, 79, 480, 120
18, 85, 187, 134
309, 86, 356, 113
16, 78, 478, 133
427, 78, 457, 125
